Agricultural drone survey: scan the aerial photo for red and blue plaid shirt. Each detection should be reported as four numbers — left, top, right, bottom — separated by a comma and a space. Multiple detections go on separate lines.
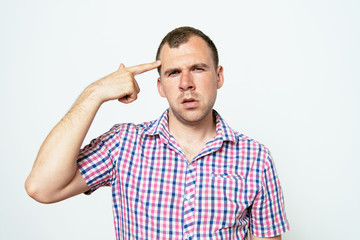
77, 110, 289, 239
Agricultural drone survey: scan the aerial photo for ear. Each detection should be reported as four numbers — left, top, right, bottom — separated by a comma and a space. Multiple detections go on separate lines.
157, 77, 166, 98
216, 65, 224, 89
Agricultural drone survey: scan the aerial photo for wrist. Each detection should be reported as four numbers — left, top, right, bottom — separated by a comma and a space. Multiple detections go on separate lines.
79, 84, 104, 108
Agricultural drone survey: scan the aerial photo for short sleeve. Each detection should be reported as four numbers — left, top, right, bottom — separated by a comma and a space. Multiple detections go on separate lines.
250, 151, 290, 237
77, 125, 120, 195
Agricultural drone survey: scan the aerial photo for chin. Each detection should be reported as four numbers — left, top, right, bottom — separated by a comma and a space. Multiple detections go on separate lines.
171, 108, 213, 125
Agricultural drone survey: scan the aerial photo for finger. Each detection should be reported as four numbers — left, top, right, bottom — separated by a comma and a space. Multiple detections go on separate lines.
127, 60, 161, 76
118, 93, 137, 104
118, 63, 125, 70
134, 80, 140, 93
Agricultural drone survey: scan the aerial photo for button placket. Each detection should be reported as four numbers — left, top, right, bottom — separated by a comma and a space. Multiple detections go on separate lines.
183, 163, 197, 240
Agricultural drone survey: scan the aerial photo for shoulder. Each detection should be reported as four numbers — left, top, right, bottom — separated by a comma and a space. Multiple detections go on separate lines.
108, 121, 151, 134
103, 119, 157, 140
216, 112, 271, 161
235, 132, 271, 155
228, 130, 273, 169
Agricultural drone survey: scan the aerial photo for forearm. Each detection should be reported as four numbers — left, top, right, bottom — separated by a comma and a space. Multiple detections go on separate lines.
26, 85, 102, 202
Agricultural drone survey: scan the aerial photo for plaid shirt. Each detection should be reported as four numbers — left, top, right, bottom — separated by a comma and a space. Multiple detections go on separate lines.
77, 110, 289, 239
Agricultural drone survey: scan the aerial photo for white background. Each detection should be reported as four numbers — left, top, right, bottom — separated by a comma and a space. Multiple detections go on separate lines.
1, 0, 359, 239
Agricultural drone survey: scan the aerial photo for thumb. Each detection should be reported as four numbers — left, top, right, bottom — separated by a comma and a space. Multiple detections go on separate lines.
118, 63, 125, 70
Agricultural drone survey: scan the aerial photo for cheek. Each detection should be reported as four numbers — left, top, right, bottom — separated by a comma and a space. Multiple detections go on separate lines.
159, 83, 177, 99
200, 79, 218, 94
157, 80, 167, 98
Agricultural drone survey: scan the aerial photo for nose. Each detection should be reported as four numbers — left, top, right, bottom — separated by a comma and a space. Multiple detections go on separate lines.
179, 71, 195, 91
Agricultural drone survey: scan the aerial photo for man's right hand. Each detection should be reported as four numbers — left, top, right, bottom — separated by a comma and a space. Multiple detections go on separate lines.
90, 60, 161, 104
25, 60, 161, 204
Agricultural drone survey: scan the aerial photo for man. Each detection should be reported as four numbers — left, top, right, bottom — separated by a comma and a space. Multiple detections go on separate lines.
26, 26, 289, 239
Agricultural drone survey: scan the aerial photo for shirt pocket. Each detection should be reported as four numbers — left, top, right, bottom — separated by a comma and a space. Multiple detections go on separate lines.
209, 171, 251, 207
197, 170, 248, 223
210, 171, 245, 182
197, 171, 252, 230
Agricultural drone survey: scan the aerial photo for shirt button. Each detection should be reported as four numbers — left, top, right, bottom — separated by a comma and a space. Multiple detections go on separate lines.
185, 194, 191, 200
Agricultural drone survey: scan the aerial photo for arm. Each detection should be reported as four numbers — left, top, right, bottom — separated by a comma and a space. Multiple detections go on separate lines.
249, 150, 290, 238
25, 61, 161, 204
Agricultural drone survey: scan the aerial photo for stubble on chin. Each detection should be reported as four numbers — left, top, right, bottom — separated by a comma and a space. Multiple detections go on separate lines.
169, 103, 214, 127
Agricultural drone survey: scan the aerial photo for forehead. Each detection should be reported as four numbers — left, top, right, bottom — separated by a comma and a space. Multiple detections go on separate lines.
159, 36, 214, 70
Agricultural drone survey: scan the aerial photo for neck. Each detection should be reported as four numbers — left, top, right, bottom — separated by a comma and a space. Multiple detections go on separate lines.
168, 110, 217, 145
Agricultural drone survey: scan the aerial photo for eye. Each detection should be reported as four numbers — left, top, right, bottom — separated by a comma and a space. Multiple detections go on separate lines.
193, 67, 204, 72
169, 70, 179, 77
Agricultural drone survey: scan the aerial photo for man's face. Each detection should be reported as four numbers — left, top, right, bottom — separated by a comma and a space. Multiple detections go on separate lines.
157, 36, 224, 125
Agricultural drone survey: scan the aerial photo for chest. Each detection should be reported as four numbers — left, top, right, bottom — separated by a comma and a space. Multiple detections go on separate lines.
180, 143, 203, 163
114, 143, 261, 232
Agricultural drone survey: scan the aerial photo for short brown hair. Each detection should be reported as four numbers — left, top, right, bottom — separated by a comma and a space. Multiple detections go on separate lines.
156, 26, 219, 70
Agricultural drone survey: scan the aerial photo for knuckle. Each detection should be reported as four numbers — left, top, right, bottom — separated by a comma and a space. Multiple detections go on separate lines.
124, 71, 133, 78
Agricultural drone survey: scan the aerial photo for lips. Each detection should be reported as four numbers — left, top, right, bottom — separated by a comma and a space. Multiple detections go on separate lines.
182, 98, 197, 103
181, 97, 199, 108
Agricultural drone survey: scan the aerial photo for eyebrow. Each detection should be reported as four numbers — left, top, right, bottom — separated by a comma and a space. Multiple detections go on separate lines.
163, 63, 210, 76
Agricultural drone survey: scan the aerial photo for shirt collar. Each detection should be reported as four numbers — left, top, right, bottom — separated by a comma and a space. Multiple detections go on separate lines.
213, 110, 238, 143
143, 109, 238, 144
143, 110, 171, 144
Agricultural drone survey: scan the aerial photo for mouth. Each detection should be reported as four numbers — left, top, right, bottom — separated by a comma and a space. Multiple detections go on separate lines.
181, 98, 199, 109
182, 98, 197, 104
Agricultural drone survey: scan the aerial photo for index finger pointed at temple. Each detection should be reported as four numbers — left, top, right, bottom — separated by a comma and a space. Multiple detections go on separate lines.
128, 60, 161, 76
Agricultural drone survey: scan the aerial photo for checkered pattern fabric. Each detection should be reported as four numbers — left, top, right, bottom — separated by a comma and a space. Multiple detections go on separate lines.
77, 110, 289, 239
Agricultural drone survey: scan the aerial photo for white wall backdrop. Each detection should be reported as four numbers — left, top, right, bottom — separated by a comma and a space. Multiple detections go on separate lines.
1, 0, 359, 239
